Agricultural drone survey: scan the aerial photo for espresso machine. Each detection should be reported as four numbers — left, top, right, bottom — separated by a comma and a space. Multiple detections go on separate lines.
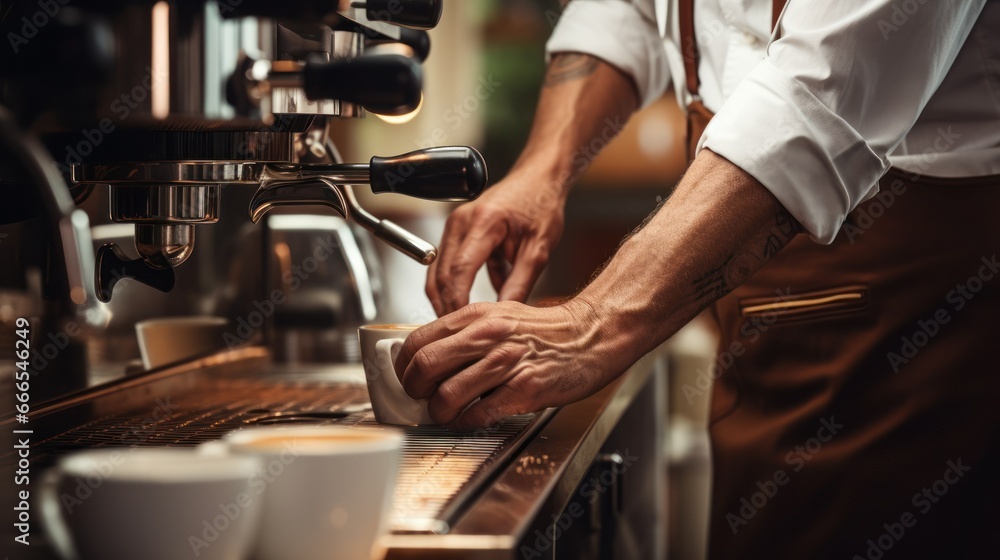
1, 0, 487, 395
0, 3, 665, 559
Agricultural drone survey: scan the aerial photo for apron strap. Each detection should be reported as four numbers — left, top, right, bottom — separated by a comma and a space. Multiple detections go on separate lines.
681, 0, 788, 162
679, 0, 700, 100
679, 0, 788, 103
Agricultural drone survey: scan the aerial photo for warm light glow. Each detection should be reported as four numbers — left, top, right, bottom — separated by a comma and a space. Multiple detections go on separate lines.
151, 1, 170, 119
374, 94, 424, 125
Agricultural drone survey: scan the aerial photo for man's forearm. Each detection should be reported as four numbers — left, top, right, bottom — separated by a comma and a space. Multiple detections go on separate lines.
511, 53, 640, 193
576, 149, 802, 362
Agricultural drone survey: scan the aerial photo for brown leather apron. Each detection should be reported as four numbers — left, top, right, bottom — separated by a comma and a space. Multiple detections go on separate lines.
679, 2, 1000, 558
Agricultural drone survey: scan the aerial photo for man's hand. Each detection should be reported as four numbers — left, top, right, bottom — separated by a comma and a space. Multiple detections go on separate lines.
394, 298, 635, 431
426, 172, 566, 316
403, 150, 802, 431
424, 53, 641, 316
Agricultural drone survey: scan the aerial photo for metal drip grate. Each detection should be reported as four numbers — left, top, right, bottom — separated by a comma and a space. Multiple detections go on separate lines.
11, 374, 542, 533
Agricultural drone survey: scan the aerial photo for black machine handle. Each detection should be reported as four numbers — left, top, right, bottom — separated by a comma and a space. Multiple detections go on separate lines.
369, 146, 487, 201
359, 0, 443, 30
303, 54, 422, 116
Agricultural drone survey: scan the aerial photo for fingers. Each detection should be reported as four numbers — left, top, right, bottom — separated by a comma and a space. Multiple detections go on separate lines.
498, 239, 551, 302
426, 210, 467, 316
397, 307, 517, 399
447, 384, 532, 432
486, 248, 510, 294
424, 344, 522, 424
434, 216, 509, 315
395, 304, 479, 377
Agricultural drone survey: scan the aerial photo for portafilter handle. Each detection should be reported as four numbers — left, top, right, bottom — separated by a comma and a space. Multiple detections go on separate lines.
248, 146, 488, 265
369, 146, 487, 200
252, 146, 487, 201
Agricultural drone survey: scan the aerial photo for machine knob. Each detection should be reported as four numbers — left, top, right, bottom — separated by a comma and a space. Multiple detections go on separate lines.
369, 146, 487, 201
303, 54, 422, 116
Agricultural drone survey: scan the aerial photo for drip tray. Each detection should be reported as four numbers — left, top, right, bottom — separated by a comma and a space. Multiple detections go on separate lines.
15, 367, 548, 534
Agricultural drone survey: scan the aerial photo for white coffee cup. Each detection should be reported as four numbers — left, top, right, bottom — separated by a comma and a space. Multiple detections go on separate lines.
135, 316, 231, 369
207, 426, 404, 560
39, 448, 262, 560
358, 325, 435, 426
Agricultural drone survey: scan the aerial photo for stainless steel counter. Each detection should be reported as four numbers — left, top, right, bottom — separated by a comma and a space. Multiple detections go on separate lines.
384, 345, 668, 560
0, 346, 667, 560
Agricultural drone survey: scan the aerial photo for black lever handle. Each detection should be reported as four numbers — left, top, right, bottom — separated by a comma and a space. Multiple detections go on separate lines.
367, 28, 431, 61
359, 0, 443, 30
369, 146, 488, 201
303, 54, 422, 116
96, 244, 176, 303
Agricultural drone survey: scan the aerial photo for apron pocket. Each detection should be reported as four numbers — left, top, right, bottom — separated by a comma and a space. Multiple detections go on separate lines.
739, 285, 870, 325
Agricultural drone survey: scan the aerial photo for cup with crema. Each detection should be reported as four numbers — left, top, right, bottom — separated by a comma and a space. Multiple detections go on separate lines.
358, 324, 435, 426
203, 426, 404, 560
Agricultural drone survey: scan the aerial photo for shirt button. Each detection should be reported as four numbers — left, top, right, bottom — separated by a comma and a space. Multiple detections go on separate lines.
741, 31, 760, 46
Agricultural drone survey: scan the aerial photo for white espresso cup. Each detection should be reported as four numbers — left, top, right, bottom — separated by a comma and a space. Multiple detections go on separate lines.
208, 426, 404, 560
135, 316, 231, 370
358, 325, 435, 426
39, 448, 263, 560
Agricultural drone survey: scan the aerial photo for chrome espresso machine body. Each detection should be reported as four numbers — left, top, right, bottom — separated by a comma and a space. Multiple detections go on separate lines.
1, 0, 482, 393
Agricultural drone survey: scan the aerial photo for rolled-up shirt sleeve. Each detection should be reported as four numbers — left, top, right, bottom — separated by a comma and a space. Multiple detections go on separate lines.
698, 1, 987, 243
545, 0, 670, 108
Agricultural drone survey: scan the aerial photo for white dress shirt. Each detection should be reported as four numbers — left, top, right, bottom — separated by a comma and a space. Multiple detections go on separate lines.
546, 0, 1000, 242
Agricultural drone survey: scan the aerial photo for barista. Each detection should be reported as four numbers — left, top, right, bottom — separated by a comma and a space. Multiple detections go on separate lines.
398, 1, 1000, 557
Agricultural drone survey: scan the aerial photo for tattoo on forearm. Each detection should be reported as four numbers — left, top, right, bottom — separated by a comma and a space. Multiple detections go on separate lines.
544, 54, 600, 87
692, 257, 733, 302
692, 210, 801, 305
762, 210, 801, 258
